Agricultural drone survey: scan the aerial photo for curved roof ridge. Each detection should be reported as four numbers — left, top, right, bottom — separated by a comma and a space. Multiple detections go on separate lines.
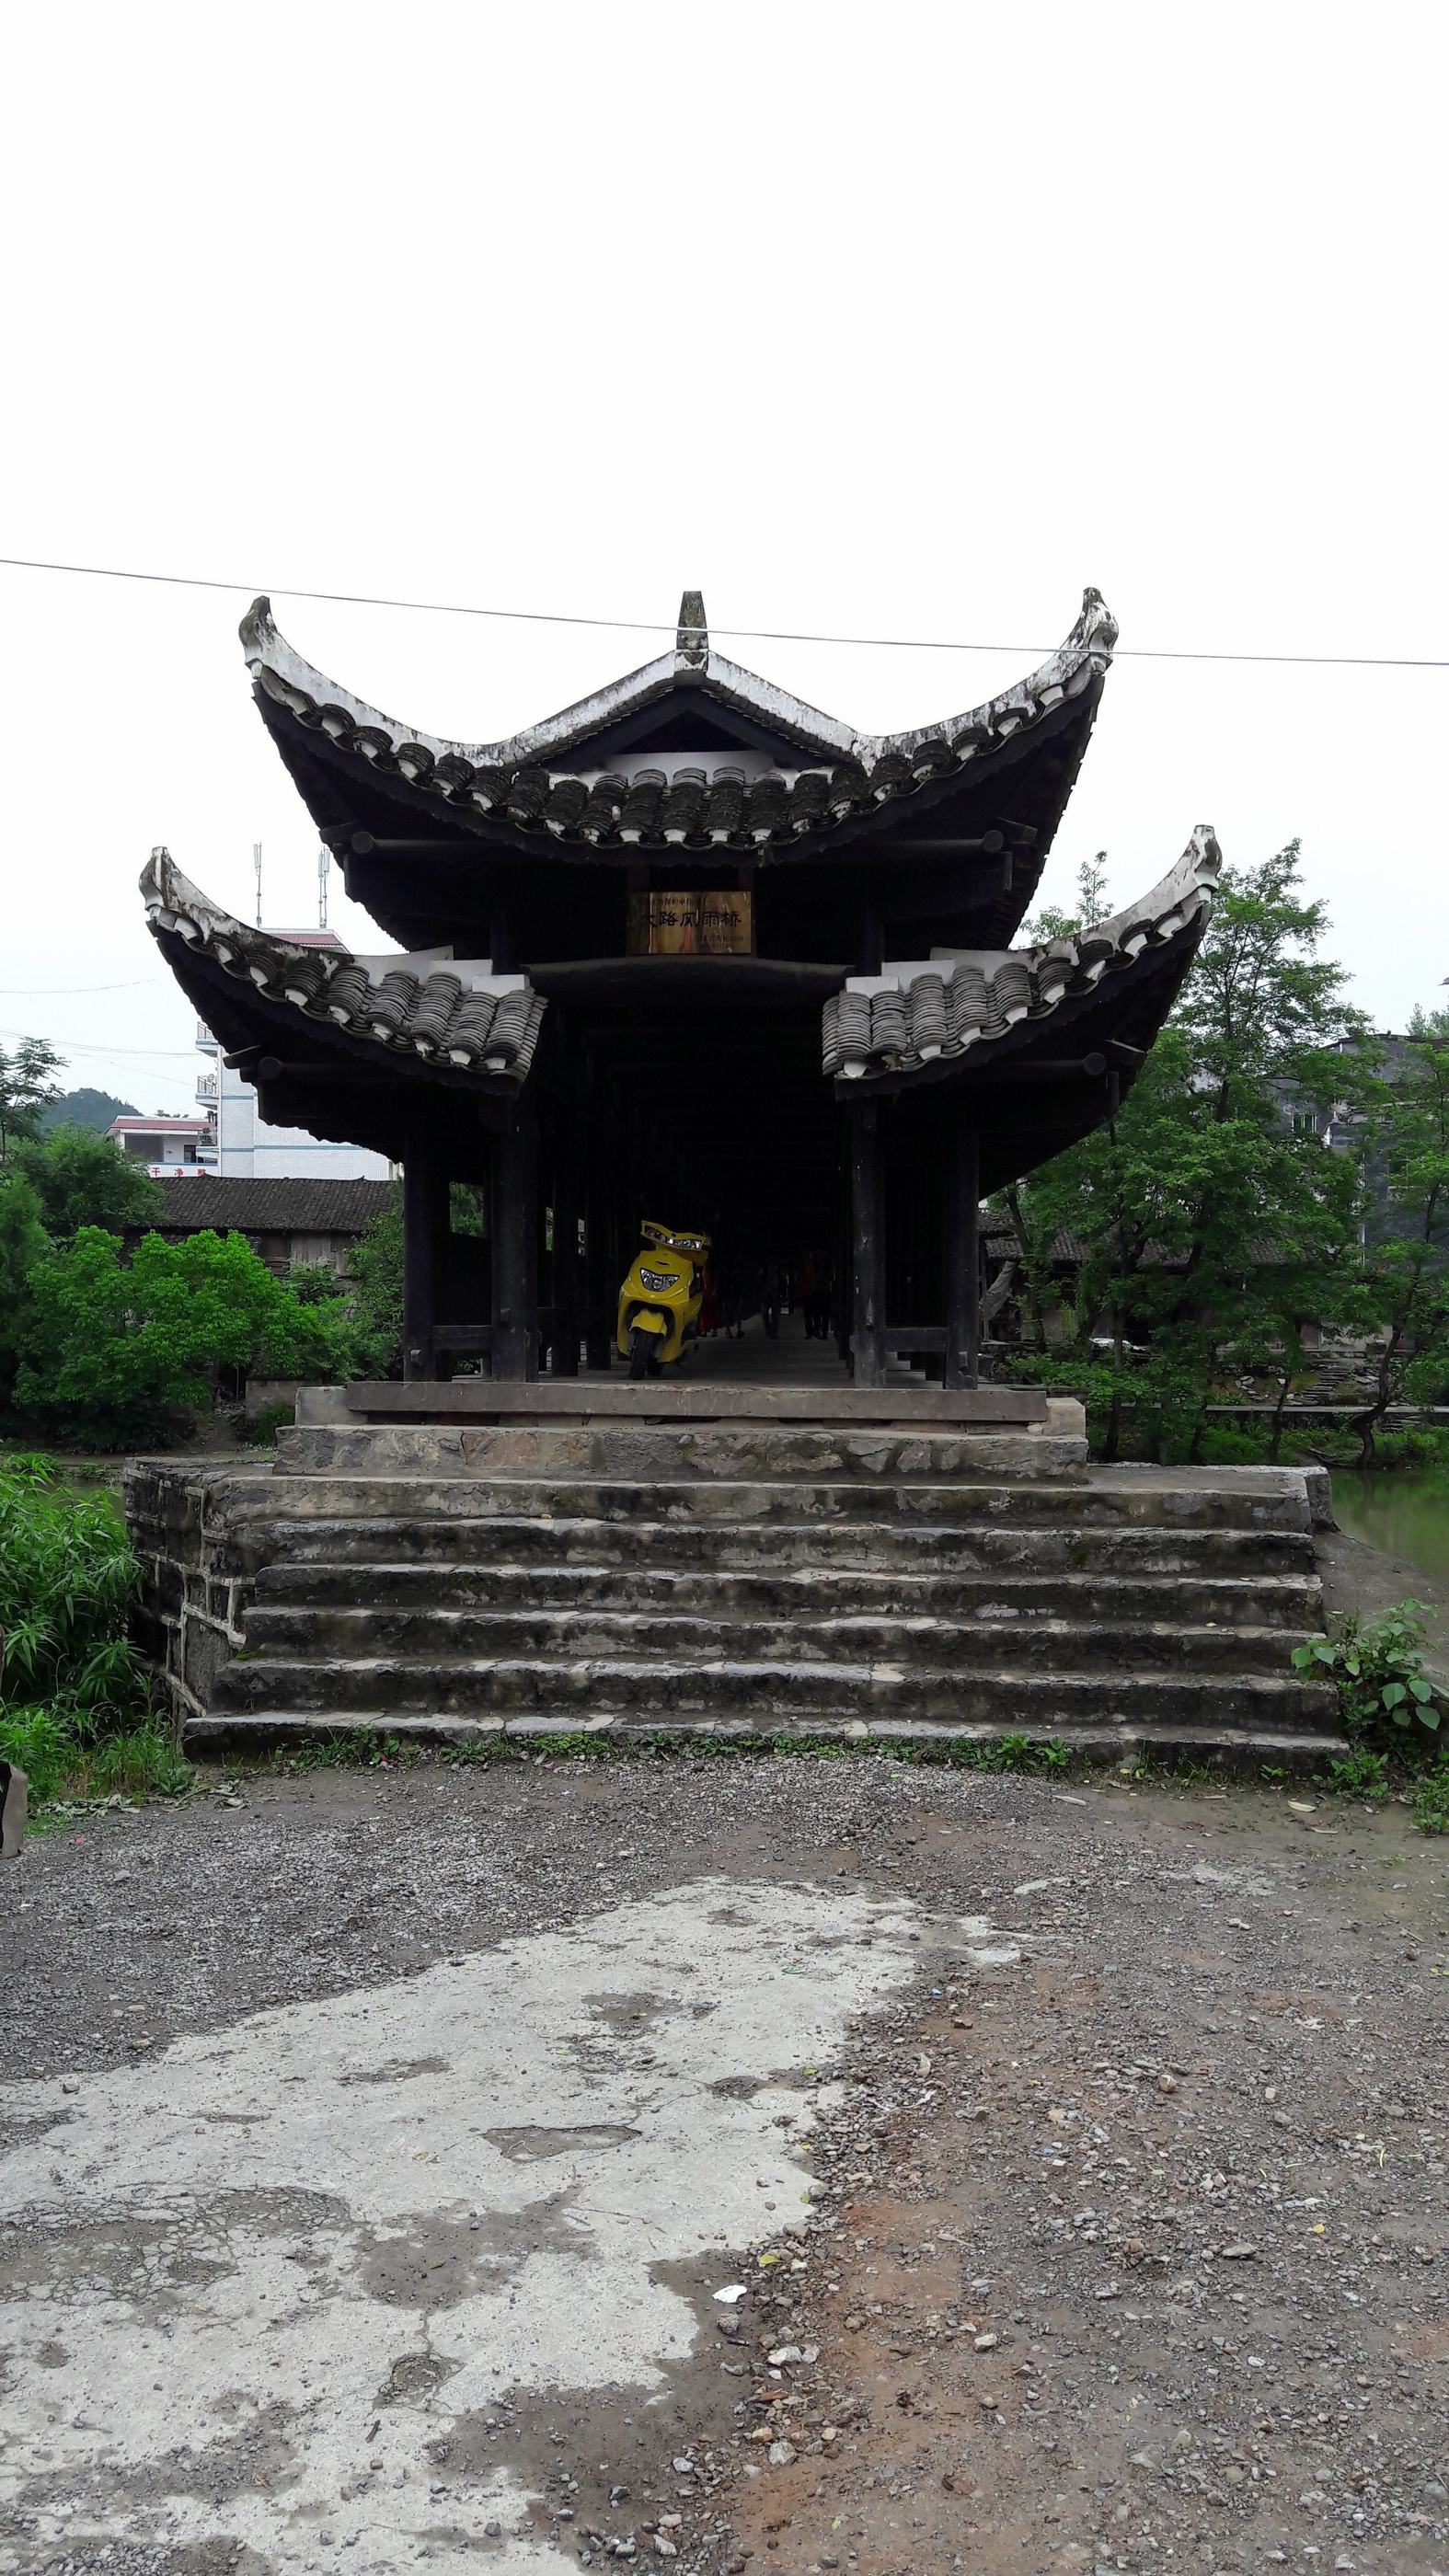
860, 588, 1119, 763
239, 588, 1113, 777
1024, 824, 1221, 972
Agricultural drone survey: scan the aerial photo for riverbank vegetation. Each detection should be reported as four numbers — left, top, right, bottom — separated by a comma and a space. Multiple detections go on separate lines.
0, 1453, 189, 1807
1001, 846, 1449, 1467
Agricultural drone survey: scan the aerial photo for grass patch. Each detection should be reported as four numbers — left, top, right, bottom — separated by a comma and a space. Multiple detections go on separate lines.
1411, 1761, 1449, 1835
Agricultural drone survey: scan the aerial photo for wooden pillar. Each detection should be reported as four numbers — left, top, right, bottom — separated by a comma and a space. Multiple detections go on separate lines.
491, 1100, 537, 1382
583, 1122, 615, 1370
850, 1097, 886, 1386
402, 1139, 449, 1383
551, 1117, 581, 1376
945, 1123, 981, 1390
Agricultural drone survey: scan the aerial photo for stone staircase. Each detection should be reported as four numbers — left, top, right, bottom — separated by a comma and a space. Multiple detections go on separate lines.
174, 1443, 1345, 1770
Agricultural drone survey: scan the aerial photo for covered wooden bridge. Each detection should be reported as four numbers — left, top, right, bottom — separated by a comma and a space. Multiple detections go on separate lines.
143, 588, 1218, 1387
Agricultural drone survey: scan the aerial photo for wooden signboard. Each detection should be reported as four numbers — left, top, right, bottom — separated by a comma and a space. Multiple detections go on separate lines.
627, 891, 753, 955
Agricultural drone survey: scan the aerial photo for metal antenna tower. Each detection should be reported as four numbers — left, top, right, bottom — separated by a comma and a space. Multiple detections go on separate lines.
253, 841, 263, 929
318, 844, 330, 930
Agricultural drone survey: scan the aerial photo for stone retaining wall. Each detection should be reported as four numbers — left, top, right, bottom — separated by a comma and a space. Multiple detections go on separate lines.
123, 1460, 282, 1731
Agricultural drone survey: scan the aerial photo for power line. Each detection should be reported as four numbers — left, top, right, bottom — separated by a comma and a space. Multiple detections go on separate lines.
1, 551, 1445, 673
0, 1026, 201, 1064
0, 978, 167, 996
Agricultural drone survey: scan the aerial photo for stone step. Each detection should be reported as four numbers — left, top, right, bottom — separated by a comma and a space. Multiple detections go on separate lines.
263, 1514, 1317, 1580
275, 1423, 1089, 1483
250, 1472, 1312, 1536
184, 1705, 1346, 1777
238, 1604, 1319, 1678
213, 1650, 1337, 1731
253, 1559, 1325, 1629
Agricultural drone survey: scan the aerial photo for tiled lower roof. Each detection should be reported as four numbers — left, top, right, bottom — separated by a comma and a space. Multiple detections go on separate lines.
244, 589, 1116, 855
108, 1115, 213, 1135
138, 1179, 394, 1236
142, 853, 546, 1084
822, 830, 1221, 1083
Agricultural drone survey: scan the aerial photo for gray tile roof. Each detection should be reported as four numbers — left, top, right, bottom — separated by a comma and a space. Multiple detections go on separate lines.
241, 589, 1117, 857
142, 853, 546, 1084
822, 830, 1221, 1083
139, 1179, 394, 1236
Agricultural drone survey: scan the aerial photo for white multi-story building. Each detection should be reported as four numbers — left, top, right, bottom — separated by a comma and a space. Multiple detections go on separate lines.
108, 1113, 218, 1179
195, 930, 390, 1181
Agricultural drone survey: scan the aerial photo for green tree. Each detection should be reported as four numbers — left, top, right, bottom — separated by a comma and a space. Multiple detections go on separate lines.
15, 1124, 164, 1239
996, 844, 1374, 1460
1024, 851, 1112, 944
15, 1227, 356, 1446
0, 1038, 63, 1159
0, 1172, 51, 1411
345, 1186, 405, 1377
1350, 1014, 1449, 1463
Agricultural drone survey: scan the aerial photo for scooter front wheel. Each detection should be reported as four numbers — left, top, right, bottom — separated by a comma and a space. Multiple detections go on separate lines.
627, 1328, 661, 1381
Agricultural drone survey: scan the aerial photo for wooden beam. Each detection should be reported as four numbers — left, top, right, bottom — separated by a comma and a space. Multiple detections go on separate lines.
878, 829, 1005, 856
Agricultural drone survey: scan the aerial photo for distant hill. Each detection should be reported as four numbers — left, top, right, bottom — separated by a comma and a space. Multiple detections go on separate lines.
40, 1087, 139, 1134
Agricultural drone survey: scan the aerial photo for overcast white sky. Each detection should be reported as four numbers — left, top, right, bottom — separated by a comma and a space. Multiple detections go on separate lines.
2, 0, 1445, 1112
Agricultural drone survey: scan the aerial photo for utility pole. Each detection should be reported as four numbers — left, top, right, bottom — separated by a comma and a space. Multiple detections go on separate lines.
318, 845, 330, 931
253, 842, 263, 929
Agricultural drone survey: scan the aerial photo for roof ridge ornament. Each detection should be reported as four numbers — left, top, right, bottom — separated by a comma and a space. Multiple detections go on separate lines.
675, 589, 708, 671
1075, 585, 1120, 662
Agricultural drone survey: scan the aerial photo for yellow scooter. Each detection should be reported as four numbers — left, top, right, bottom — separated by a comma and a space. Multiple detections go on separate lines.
616, 1222, 711, 1378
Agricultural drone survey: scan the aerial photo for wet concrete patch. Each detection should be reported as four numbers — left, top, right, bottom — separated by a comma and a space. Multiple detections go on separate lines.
483, 2122, 640, 2159
356, 2194, 586, 2309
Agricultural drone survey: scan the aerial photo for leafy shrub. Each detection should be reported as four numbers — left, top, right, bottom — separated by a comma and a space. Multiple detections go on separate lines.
15, 1227, 357, 1446
0, 1454, 188, 1807
1293, 1601, 1443, 1745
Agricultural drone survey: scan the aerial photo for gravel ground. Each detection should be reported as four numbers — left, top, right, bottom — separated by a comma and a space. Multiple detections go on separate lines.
4, 1754, 1446, 2576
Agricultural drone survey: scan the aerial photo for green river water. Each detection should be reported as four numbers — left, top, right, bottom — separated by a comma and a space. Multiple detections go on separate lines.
1330, 1470, 1449, 1586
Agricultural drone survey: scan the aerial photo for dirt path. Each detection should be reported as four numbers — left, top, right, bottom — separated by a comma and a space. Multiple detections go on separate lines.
3, 1759, 1444, 2575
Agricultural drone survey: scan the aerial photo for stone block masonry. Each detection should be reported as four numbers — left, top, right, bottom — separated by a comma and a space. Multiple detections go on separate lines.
126, 1430, 1346, 1769
125, 1458, 283, 1729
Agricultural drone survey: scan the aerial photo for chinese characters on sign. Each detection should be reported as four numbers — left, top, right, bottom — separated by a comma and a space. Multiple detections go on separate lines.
627, 891, 753, 955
